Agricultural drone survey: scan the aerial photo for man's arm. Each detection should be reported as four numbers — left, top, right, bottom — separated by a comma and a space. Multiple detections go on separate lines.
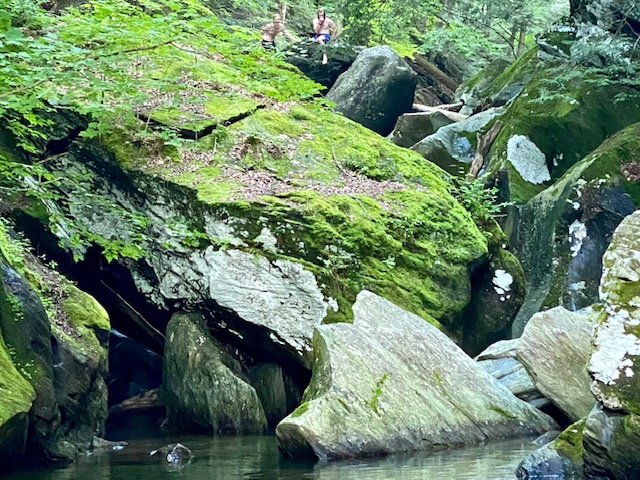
283, 29, 297, 42
313, 18, 322, 34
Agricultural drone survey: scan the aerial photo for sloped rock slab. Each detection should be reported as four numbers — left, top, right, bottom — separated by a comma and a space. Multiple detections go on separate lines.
276, 290, 556, 460
517, 306, 596, 422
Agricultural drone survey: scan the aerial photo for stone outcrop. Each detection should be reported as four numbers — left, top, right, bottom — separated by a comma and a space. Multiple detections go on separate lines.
0, 232, 110, 464
388, 110, 464, 149
583, 210, 640, 478
163, 312, 267, 434
509, 124, 640, 334
326, 45, 417, 136
411, 107, 503, 175
276, 291, 556, 461
517, 307, 596, 422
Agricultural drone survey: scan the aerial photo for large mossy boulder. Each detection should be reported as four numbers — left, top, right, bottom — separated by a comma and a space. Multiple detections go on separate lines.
326, 45, 417, 136
163, 312, 267, 434
509, 123, 640, 334
2, 3, 491, 384
0, 313, 35, 468
0, 226, 110, 463
36, 98, 489, 372
485, 45, 640, 205
584, 210, 640, 478
276, 291, 556, 461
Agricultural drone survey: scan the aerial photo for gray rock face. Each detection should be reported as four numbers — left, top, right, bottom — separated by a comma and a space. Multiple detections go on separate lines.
510, 126, 637, 335
462, 249, 526, 356
163, 312, 267, 434
517, 421, 585, 479
411, 108, 503, 174
326, 46, 417, 136
141, 247, 332, 369
584, 211, 640, 478
517, 307, 596, 422
388, 110, 463, 148
570, 0, 640, 36
276, 291, 556, 461
476, 340, 549, 409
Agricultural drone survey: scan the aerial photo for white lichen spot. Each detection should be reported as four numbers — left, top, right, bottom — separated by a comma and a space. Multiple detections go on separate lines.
506, 135, 550, 184
254, 227, 279, 253
569, 281, 586, 292
590, 310, 640, 386
492, 269, 513, 295
327, 297, 339, 312
572, 201, 580, 210
569, 220, 587, 257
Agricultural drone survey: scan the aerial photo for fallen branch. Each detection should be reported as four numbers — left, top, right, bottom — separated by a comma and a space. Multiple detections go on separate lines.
467, 120, 503, 179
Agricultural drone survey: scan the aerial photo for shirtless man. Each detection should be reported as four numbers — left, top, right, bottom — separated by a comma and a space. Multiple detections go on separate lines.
312, 8, 336, 45
261, 13, 296, 50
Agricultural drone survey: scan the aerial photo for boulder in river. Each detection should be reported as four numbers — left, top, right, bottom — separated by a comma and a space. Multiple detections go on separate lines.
276, 290, 556, 461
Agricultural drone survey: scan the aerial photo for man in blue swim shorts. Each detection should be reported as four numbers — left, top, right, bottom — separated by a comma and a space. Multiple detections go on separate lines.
312, 8, 336, 45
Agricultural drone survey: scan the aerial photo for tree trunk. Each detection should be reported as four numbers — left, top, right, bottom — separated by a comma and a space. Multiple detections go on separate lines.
517, 23, 527, 57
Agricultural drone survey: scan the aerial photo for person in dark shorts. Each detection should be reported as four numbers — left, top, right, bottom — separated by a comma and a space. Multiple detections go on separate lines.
261, 13, 296, 50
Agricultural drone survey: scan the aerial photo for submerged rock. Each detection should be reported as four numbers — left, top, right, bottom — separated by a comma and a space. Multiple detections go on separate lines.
151, 442, 192, 467
276, 291, 556, 461
517, 420, 585, 479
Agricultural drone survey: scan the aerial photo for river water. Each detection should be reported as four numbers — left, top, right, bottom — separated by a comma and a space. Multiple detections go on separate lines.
7, 430, 540, 480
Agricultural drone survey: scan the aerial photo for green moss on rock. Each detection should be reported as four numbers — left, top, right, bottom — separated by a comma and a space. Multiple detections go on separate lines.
554, 420, 585, 463
59, 284, 110, 365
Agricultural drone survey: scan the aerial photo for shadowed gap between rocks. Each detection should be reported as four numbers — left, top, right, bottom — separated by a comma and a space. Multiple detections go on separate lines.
11, 211, 311, 435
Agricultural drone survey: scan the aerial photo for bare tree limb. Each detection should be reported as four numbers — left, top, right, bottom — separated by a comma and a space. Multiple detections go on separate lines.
467, 120, 503, 179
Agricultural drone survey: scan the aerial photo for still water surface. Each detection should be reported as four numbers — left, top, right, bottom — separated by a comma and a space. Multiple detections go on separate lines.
7, 432, 538, 480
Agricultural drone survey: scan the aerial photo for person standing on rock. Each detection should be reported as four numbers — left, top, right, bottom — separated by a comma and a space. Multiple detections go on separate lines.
261, 13, 296, 50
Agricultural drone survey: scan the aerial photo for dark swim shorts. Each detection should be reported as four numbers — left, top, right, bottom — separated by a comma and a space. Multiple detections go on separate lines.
262, 40, 276, 50
313, 33, 331, 43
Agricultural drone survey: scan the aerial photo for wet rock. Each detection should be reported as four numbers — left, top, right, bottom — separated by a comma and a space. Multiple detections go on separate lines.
517, 420, 585, 479
162, 312, 267, 434
276, 291, 556, 461
151, 442, 192, 467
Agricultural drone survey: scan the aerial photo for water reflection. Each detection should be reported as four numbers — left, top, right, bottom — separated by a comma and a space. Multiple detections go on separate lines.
6, 435, 539, 480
